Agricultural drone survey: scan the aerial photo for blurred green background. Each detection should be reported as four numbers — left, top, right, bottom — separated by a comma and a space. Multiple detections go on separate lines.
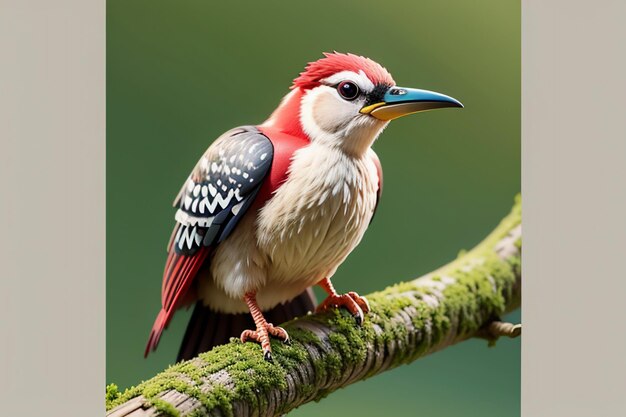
107, 0, 520, 415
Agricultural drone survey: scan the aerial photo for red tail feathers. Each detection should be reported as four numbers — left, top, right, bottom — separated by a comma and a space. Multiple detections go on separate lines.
145, 247, 211, 358
144, 309, 167, 357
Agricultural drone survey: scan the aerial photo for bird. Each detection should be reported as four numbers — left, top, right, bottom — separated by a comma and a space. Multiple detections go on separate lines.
144, 52, 463, 362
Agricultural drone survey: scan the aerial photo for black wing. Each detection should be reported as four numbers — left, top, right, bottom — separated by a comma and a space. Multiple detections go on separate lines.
170, 126, 274, 255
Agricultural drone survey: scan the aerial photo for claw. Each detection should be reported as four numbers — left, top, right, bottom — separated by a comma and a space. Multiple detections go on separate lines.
268, 324, 289, 341
239, 323, 289, 361
317, 292, 370, 326
348, 291, 370, 314
242, 292, 289, 361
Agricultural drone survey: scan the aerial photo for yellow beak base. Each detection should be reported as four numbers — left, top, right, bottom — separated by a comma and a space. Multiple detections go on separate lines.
361, 101, 464, 121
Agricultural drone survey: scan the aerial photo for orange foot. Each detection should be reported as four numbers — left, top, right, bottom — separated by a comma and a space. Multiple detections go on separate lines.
240, 322, 290, 362
316, 291, 371, 325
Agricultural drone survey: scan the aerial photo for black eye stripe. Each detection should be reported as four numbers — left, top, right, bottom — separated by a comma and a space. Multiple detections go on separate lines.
320, 81, 392, 106
364, 83, 392, 106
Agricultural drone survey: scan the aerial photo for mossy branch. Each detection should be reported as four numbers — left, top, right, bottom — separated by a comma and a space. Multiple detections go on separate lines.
107, 196, 522, 417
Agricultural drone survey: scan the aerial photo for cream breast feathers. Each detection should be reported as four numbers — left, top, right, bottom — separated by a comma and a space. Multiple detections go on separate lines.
256, 143, 379, 285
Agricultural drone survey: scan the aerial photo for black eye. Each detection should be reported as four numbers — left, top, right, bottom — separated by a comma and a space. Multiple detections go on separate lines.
337, 81, 360, 101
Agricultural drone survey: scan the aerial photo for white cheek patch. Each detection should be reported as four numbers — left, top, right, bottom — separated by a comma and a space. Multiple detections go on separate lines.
312, 89, 356, 132
300, 86, 338, 138
300, 70, 382, 147
300, 84, 388, 154
321, 70, 376, 93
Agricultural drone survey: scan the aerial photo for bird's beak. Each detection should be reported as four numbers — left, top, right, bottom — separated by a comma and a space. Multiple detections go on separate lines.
360, 86, 463, 121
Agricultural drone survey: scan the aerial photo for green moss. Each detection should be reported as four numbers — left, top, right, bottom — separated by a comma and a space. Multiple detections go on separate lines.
106, 343, 283, 414
324, 351, 344, 380
326, 310, 370, 364
105, 383, 121, 409
297, 383, 315, 398
187, 410, 210, 417
148, 397, 180, 417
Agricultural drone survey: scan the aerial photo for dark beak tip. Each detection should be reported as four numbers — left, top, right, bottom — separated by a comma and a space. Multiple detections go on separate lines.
449, 98, 464, 108
440, 100, 463, 110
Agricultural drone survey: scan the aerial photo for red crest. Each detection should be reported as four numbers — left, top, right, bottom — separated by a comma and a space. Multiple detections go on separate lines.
293, 52, 395, 90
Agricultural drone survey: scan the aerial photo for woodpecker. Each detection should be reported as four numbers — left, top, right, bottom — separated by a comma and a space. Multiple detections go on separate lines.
145, 52, 462, 362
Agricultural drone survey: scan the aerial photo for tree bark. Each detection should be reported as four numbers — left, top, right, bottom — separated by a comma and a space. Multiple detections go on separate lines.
107, 197, 521, 417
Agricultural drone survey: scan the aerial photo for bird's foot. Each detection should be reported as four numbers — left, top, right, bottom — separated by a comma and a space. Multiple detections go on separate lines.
316, 291, 370, 325
240, 322, 290, 362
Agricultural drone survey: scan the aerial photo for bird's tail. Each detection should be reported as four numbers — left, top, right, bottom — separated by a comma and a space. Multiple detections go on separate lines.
177, 288, 317, 361
145, 308, 168, 358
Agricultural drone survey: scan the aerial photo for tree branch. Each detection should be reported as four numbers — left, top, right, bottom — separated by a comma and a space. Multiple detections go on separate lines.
106, 196, 522, 417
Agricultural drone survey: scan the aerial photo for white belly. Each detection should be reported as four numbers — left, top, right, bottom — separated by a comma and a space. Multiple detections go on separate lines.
198, 144, 379, 313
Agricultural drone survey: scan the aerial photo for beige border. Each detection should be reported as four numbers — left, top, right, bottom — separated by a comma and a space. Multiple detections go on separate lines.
522, 0, 626, 416
0, 0, 105, 415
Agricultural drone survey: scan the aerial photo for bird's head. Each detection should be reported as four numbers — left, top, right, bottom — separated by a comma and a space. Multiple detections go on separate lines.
263, 52, 463, 156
